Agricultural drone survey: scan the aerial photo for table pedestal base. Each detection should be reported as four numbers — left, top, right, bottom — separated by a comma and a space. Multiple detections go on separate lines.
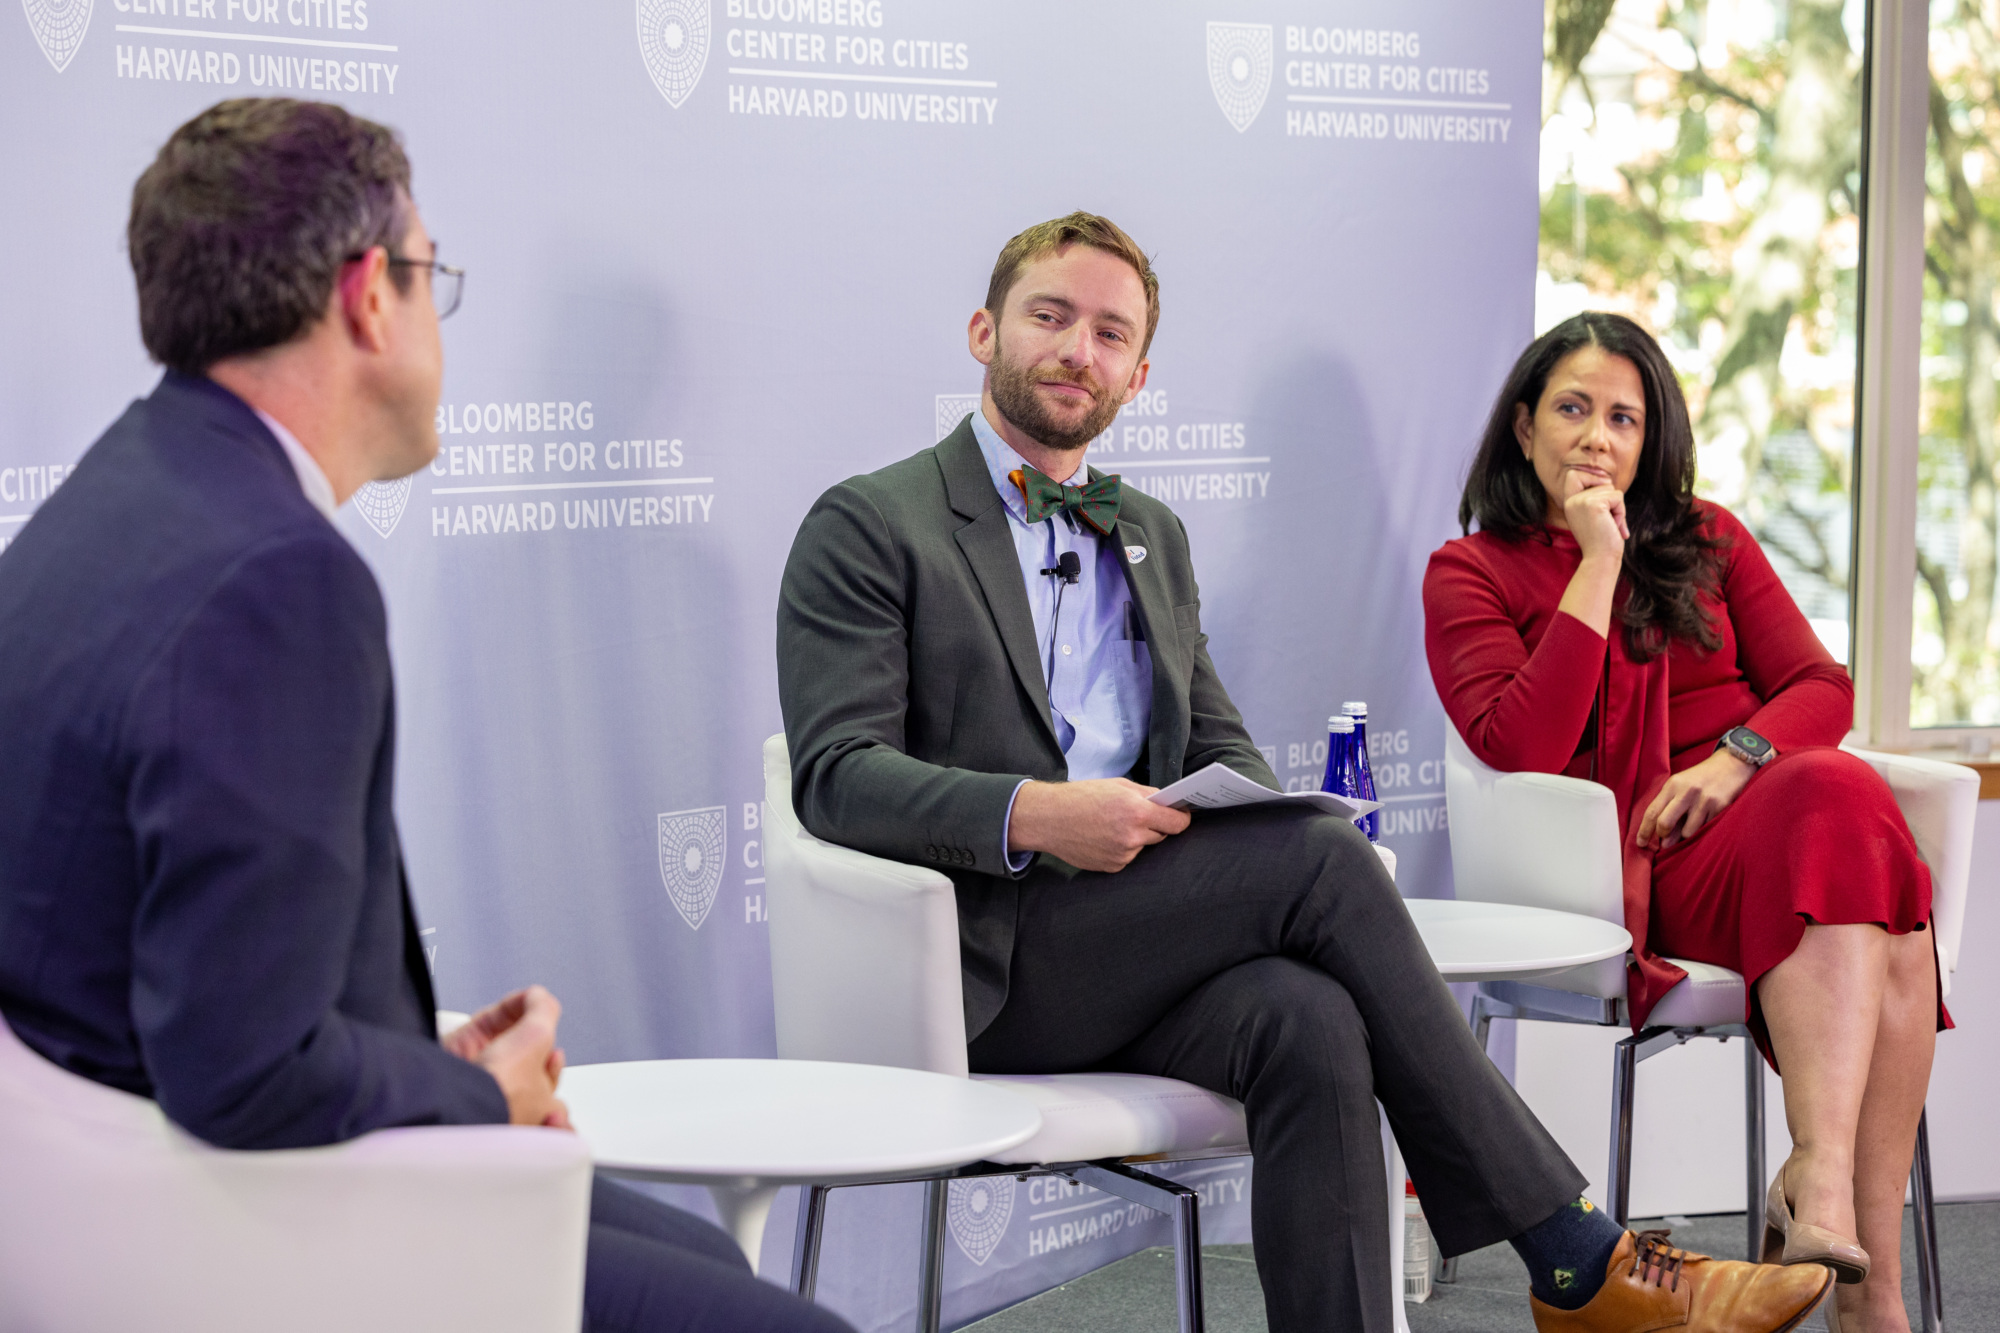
706, 1182, 780, 1274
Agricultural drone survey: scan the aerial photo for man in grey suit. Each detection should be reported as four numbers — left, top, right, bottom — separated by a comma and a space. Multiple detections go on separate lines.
777, 214, 1831, 1333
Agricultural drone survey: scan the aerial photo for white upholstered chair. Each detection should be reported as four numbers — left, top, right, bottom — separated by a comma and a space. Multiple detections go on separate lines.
0, 1010, 593, 1333
763, 733, 1413, 1333
1443, 728, 1977, 1332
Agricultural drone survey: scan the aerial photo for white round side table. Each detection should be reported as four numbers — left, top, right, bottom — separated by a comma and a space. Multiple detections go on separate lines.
1405, 897, 1631, 983
560, 1058, 1041, 1272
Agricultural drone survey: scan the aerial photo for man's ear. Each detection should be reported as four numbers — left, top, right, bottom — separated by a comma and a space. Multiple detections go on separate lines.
1513, 401, 1535, 458
338, 247, 394, 355
967, 308, 998, 367
1119, 357, 1150, 405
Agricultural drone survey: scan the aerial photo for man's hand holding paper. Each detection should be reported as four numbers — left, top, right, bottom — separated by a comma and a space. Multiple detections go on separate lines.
1007, 777, 1192, 873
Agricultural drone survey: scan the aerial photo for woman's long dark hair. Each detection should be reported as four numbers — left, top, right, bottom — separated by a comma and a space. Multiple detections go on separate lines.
1460, 312, 1725, 660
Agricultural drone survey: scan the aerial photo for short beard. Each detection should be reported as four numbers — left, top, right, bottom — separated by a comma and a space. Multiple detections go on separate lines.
987, 332, 1127, 453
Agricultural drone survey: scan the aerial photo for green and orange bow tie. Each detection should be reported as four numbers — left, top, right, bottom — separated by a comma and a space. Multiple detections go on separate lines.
1009, 464, 1122, 536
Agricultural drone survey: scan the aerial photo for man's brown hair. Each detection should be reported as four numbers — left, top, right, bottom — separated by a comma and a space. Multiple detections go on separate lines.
129, 98, 412, 376
984, 212, 1160, 356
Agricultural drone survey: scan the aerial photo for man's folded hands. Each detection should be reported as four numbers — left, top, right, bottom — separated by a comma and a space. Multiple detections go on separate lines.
443, 984, 571, 1129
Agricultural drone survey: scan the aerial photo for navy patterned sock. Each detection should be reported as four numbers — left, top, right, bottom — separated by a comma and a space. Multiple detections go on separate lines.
1506, 1197, 1627, 1310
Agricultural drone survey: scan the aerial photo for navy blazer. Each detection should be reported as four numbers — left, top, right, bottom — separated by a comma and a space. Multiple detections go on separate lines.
0, 372, 506, 1148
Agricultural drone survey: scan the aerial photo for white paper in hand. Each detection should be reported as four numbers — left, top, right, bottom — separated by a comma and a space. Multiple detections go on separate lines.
1148, 762, 1381, 821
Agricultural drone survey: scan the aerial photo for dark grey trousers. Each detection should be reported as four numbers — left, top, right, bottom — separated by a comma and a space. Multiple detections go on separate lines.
587, 1177, 854, 1333
967, 805, 1584, 1333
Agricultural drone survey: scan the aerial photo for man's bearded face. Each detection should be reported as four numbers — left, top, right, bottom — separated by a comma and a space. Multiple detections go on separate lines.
987, 326, 1129, 453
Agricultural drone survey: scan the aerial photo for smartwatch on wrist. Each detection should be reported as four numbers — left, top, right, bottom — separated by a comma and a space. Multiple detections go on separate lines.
1716, 725, 1775, 768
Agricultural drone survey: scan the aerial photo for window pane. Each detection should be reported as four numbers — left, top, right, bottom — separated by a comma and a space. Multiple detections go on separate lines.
1914, 0, 2000, 727
1538, 0, 1867, 665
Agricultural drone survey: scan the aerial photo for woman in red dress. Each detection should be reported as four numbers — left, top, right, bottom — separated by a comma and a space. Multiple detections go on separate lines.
1423, 313, 1945, 1333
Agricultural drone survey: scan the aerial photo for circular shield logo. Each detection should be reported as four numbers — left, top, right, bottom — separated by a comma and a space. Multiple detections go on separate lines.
1206, 22, 1273, 134
934, 393, 980, 443
947, 1176, 1016, 1267
658, 806, 726, 929
23, 0, 93, 73
636, 0, 711, 109
352, 476, 411, 539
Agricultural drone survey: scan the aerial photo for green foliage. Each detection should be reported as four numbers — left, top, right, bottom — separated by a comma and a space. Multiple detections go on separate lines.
1539, 0, 1863, 649
1547, 0, 1999, 720
1539, 10, 1855, 419
1913, 6, 2000, 723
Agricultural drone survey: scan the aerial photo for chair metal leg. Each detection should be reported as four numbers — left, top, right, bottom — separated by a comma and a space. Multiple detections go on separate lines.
1910, 1108, 1945, 1333
1070, 1164, 1206, 1333
1170, 1179, 1205, 1333
790, 1184, 829, 1301
1604, 1027, 1687, 1229
1607, 1034, 1640, 1228
1470, 991, 1495, 1057
1744, 1039, 1766, 1262
917, 1179, 947, 1333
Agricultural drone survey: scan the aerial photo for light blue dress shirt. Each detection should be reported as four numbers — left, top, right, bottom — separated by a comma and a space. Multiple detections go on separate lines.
969, 411, 1154, 869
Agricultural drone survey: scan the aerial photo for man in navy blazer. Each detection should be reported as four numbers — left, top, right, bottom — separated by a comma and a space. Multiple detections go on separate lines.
0, 99, 847, 1333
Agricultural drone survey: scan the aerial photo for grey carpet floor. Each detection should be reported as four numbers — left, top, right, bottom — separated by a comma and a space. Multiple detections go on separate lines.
962, 1202, 1995, 1332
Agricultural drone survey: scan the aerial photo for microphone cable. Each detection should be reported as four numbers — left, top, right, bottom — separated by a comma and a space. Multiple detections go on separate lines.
1040, 544, 1082, 683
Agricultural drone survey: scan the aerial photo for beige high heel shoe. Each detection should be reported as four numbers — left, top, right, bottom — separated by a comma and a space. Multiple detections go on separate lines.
1761, 1162, 1870, 1286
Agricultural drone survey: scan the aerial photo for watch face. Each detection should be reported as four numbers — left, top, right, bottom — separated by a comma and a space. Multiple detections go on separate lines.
1732, 728, 1772, 757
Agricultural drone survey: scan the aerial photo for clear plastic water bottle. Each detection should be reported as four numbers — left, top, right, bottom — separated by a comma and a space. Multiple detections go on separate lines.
1404, 1180, 1433, 1303
1342, 702, 1379, 842
1320, 715, 1355, 798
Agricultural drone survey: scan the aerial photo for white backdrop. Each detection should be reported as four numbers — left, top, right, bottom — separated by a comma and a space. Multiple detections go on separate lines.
1, 1, 1541, 1326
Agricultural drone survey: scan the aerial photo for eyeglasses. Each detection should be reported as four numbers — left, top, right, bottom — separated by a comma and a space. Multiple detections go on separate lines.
389, 252, 464, 319
346, 245, 465, 319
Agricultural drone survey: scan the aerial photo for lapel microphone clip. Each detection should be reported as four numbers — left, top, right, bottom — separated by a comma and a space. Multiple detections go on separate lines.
1040, 551, 1082, 585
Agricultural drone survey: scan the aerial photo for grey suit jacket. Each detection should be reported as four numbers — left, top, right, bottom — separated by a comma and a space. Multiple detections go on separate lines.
777, 417, 1278, 1038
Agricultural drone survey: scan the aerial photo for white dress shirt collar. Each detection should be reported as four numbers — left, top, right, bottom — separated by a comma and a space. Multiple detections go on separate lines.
969, 407, 1087, 518
254, 409, 338, 520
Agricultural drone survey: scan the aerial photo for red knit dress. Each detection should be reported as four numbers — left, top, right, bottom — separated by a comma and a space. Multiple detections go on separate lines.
1423, 501, 1945, 1062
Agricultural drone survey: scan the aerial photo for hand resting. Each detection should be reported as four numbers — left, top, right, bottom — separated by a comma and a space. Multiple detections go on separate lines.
443, 984, 571, 1129
1008, 777, 1192, 873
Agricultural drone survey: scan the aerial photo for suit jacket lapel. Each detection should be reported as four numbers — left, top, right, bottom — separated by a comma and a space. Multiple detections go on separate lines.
939, 423, 1061, 750
1109, 513, 1183, 782
396, 858, 440, 1031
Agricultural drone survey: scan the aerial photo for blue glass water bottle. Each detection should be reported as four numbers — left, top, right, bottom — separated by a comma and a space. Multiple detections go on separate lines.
1320, 712, 1352, 792
1320, 715, 1355, 798
1342, 701, 1380, 842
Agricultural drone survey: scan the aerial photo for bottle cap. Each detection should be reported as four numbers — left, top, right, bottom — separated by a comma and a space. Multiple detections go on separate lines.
1342, 701, 1368, 715
1329, 716, 1354, 732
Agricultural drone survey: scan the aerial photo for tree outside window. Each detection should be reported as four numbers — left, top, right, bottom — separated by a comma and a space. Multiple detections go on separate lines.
1535, 0, 1867, 665
1917, 0, 2000, 727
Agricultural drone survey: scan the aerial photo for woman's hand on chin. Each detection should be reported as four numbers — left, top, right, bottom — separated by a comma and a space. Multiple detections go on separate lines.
1636, 749, 1758, 849
1552, 470, 1631, 638
1560, 470, 1630, 563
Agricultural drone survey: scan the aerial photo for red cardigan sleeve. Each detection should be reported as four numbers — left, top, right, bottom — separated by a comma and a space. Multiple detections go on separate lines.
1707, 506, 1853, 751
1423, 538, 1607, 774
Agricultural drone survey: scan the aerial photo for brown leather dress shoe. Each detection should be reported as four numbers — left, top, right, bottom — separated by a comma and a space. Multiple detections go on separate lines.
1531, 1229, 1833, 1333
